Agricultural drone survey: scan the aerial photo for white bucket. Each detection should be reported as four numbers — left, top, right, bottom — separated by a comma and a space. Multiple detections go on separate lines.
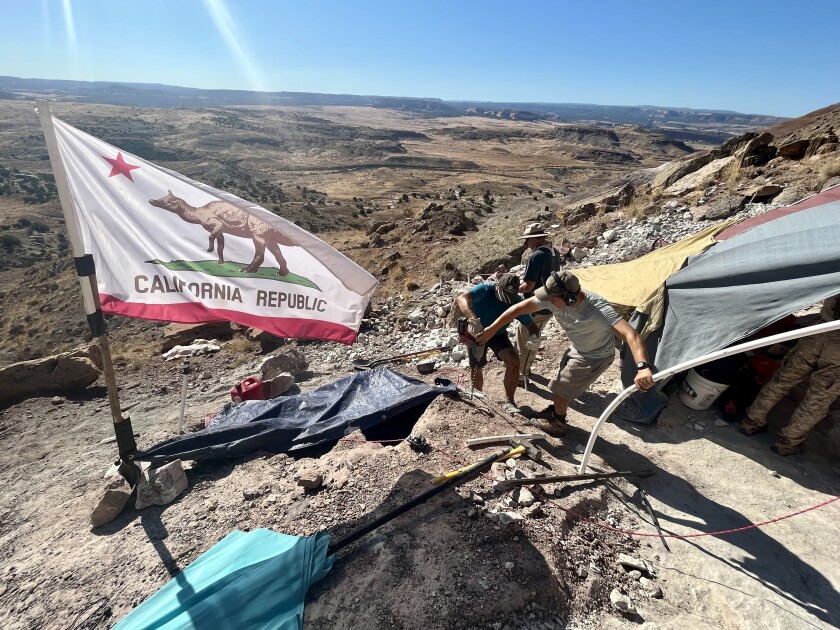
679, 368, 730, 411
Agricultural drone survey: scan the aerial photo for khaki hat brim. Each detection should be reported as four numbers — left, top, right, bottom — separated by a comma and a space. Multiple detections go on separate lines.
519, 233, 549, 239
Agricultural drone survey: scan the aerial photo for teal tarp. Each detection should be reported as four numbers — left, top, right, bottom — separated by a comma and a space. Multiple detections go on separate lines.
114, 529, 333, 630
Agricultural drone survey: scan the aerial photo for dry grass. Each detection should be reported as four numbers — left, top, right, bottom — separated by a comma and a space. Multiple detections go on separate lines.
403, 279, 420, 292
224, 337, 257, 354
818, 156, 840, 186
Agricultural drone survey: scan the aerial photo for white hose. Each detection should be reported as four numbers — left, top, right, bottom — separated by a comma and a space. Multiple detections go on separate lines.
578, 319, 840, 473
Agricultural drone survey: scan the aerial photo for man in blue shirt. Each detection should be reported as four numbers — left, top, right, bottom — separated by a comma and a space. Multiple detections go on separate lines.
455, 273, 539, 414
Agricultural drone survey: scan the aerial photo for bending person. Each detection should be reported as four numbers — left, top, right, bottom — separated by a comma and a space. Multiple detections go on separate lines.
455, 273, 540, 415
476, 271, 655, 435
741, 294, 840, 455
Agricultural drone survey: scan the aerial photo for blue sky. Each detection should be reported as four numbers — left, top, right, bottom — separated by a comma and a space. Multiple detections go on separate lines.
1, 0, 838, 117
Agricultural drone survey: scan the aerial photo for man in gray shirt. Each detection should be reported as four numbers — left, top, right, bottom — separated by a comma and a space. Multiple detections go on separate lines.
477, 271, 655, 435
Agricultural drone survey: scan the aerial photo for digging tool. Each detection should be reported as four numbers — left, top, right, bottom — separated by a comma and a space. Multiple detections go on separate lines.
640, 489, 670, 552
351, 345, 449, 371
328, 444, 524, 554
496, 469, 653, 491
430, 444, 525, 485
508, 436, 547, 465
466, 433, 546, 447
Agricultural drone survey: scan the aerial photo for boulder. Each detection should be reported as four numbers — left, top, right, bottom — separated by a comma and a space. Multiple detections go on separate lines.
135, 460, 188, 510
742, 184, 783, 199
162, 340, 221, 361
816, 142, 838, 155
261, 347, 308, 378
416, 358, 436, 375
0, 351, 101, 406
90, 477, 132, 527
664, 156, 735, 195
244, 328, 284, 351
822, 177, 840, 192
161, 322, 234, 352
776, 139, 810, 160
264, 372, 295, 397
692, 196, 744, 221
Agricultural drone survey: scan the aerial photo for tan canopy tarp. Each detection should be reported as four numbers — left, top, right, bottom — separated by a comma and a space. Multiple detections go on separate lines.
574, 220, 738, 336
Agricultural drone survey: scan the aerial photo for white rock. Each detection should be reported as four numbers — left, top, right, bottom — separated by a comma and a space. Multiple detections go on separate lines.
135, 460, 188, 510
609, 589, 637, 615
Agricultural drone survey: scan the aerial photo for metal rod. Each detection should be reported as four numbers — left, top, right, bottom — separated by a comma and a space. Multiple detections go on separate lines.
327, 447, 510, 555
178, 360, 190, 434
640, 489, 670, 552
498, 469, 653, 489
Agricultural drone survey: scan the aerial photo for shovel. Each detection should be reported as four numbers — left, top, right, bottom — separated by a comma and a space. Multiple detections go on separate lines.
351, 345, 449, 370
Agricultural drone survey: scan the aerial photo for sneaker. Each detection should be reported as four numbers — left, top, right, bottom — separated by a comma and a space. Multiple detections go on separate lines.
501, 401, 521, 416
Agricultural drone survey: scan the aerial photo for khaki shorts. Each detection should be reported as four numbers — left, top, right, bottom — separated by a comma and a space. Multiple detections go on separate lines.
549, 346, 614, 401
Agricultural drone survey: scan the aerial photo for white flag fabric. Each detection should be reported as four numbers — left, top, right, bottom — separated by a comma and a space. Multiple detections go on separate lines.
50, 116, 377, 344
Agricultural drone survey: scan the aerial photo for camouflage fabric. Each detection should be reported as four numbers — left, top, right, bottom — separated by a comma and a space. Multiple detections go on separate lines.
746, 330, 840, 446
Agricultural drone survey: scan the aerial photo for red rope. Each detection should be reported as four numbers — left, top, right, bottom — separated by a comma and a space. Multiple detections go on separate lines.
337, 435, 840, 540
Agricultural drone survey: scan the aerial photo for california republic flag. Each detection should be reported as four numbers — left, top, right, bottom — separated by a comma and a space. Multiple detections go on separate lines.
48, 115, 378, 344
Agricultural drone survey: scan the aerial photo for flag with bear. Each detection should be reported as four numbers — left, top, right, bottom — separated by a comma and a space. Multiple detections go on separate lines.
47, 115, 378, 344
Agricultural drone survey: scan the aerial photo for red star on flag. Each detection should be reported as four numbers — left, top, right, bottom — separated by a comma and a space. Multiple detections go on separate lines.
102, 152, 140, 182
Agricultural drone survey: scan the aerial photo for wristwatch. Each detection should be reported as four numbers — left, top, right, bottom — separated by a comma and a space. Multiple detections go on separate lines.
636, 361, 651, 370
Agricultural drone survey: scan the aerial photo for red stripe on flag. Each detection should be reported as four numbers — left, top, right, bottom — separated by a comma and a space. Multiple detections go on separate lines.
99, 294, 358, 345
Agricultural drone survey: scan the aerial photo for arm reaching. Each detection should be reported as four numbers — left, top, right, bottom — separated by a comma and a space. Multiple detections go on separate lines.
475, 297, 543, 344
612, 319, 654, 391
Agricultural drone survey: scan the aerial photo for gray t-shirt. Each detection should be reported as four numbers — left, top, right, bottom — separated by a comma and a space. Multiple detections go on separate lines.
534, 290, 623, 359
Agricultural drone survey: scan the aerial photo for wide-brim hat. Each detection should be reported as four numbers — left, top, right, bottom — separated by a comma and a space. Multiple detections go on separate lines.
519, 222, 550, 239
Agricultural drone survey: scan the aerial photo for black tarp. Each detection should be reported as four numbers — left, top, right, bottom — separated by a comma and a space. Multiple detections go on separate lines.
135, 368, 455, 463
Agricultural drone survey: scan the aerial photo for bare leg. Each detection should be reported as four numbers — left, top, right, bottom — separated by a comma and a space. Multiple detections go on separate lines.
497, 348, 521, 403
551, 395, 570, 416
472, 366, 484, 392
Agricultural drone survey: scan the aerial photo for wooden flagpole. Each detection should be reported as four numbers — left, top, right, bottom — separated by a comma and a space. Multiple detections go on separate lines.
36, 100, 140, 486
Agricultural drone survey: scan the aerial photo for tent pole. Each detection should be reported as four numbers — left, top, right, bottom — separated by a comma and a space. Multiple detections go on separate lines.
37, 100, 140, 486
578, 319, 840, 473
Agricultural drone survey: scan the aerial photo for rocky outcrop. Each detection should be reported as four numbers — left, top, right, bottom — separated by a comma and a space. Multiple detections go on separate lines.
161, 322, 235, 352
664, 156, 735, 195
0, 350, 101, 406
776, 139, 810, 160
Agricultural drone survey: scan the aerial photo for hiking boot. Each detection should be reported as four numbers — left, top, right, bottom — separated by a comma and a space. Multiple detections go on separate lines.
739, 417, 768, 436
529, 406, 567, 436
770, 436, 803, 456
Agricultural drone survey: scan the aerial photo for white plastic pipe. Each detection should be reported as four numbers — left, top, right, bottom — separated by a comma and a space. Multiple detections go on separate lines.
578, 319, 840, 473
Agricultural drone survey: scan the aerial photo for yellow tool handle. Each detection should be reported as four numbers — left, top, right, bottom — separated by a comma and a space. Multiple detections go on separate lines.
430, 445, 524, 485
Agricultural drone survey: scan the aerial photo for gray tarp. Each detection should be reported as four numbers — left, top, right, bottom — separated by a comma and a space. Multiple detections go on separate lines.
621, 187, 840, 423
654, 191, 840, 371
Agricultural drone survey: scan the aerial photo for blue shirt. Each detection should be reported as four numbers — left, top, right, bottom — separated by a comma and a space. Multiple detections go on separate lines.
469, 283, 533, 337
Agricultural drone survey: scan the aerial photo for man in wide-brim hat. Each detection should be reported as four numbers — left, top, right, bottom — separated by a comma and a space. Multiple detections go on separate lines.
515, 222, 562, 380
